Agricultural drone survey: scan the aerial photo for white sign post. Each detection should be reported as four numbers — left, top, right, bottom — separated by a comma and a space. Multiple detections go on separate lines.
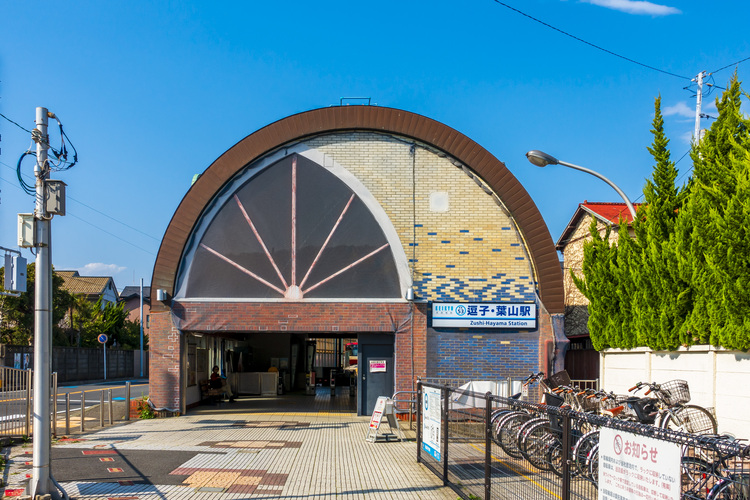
98, 334, 108, 380
422, 386, 442, 461
598, 427, 681, 500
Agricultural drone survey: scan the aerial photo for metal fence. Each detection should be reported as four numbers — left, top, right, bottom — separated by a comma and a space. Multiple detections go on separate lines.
5, 346, 148, 383
416, 381, 750, 500
0, 366, 149, 438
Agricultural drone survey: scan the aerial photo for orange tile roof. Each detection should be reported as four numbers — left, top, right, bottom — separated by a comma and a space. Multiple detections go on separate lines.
555, 201, 643, 250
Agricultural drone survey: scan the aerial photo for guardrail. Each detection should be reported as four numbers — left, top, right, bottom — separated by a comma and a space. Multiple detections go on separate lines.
0, 366, 148, 438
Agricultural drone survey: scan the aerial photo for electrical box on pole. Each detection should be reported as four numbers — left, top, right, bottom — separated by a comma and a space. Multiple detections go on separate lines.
44, 180, 66, 216
17, 214, 35, 248
4, 254, 27, 293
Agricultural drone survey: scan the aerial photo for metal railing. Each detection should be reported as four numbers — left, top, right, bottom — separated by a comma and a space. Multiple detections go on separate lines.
0, 367, 148, 438
416, 381, 750, 500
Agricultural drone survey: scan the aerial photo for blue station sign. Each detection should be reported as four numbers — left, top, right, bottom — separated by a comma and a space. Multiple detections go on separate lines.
432, 302, 537, 329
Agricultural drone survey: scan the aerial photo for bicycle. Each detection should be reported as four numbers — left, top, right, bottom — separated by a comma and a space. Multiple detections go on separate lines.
680, 435, 750, 499
629, 380, 718, 435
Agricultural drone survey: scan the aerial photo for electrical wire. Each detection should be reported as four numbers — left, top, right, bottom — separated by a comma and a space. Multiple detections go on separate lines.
0, 112, 33, 134
16, 151, 36, 195
1, 160, 161, 246
711, 56, 750, 75
491, 0, 691, 80
632, 148, 692, 203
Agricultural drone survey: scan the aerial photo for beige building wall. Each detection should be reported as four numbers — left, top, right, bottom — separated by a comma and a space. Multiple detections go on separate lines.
306, 132, 537, 302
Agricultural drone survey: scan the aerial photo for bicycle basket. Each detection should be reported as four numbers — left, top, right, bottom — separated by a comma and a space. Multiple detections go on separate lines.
543, 392, 565, 407
627, 397, 658, 424
659, 380, 691, 406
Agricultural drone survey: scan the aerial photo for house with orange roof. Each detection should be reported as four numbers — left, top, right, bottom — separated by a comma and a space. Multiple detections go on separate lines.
555, 201, 640, 380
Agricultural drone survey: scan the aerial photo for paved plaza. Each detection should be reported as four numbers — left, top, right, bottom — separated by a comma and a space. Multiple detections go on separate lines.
1, 390, 458, 499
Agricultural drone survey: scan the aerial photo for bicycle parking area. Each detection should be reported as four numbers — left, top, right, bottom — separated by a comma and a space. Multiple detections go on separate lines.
416, 381, 750, 500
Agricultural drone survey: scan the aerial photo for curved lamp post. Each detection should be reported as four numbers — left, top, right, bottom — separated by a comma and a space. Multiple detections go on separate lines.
525, 150, 637, 220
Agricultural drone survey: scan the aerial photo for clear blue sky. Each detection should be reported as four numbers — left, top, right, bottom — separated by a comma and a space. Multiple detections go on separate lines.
1, 1, 748, 291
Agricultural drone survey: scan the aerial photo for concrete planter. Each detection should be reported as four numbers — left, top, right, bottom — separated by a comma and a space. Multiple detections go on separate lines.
600, 345, 750, 437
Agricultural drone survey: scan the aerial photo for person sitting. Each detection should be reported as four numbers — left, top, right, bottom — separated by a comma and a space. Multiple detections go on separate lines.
210, 366, 236, 402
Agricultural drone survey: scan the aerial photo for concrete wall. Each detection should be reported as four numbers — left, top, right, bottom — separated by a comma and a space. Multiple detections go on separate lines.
600, 345, 750, 437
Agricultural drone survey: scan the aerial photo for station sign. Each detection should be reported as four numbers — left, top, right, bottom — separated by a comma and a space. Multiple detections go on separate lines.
432, 302, 537, 329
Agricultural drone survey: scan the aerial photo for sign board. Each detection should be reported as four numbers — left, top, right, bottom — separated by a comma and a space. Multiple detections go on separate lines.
369, 360, 386, 373
98, 334, 108, 344
598, 427, 680, 500
432, 302, 537, 329
422, 386, 442, 461
369, 396, 388, 430
366, 397, 402, 442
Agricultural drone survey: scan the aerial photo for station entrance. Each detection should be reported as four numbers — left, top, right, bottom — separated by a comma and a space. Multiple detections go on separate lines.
186, 331, 395, 416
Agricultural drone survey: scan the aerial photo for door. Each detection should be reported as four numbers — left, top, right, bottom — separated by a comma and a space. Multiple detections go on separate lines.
359, 337, 394, 416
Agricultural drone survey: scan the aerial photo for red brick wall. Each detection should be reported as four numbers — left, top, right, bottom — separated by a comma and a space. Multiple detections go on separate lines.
149, 311, 181, 411
394, 303, 427, 395
170, 301, 413, 333
154, 301, 421, 409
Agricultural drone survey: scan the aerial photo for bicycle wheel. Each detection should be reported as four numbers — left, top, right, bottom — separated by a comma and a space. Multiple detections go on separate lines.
490, 409, 517, 445
516, 417, 549, 458
662, 405, 718, 435
587, 443, 600, 487
572, 429, 599, 478
709, 478, 750, 500
520, 420, 560, 471
680, 456, 711, 497
547, 436, 565, 478
497, 412, 533, 458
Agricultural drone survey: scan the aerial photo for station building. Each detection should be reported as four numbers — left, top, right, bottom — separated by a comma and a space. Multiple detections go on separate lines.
149, 106, 565, 415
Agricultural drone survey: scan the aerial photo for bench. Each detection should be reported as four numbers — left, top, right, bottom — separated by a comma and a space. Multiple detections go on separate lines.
199, 379, 226, 405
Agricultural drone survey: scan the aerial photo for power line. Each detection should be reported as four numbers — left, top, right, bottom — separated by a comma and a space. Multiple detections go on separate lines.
491, 1, 692, 80
0, 112, 33, 134
58, 213, 156, 256
0, 161, 160, 248
632, 148, 692, 203
711, 56, 750, 75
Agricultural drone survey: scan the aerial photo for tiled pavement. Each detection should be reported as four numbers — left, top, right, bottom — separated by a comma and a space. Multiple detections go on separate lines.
1, 390, 458, 499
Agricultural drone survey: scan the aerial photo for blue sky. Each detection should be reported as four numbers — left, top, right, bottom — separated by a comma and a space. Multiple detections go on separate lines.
1, 0, 748, 291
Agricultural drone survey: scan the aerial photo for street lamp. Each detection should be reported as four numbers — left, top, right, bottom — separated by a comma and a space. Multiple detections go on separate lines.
525, 150, 637, 220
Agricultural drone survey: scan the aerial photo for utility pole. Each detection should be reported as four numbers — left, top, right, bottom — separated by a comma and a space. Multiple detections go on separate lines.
693, 71, 706, 143
139, 278, 144, 378
29, 107, 53, 497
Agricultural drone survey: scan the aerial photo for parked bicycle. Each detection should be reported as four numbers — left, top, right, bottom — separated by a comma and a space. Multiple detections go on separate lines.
681, 434, 750, 499
628, 380, 717, 435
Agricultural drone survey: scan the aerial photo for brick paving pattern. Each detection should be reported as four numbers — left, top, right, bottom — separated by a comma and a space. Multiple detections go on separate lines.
1, 393, 456, 499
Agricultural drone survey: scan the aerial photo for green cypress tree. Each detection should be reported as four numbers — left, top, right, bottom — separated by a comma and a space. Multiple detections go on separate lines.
572, 221, 621, 350
631, 96, 684, 350
676, 73, 750, 348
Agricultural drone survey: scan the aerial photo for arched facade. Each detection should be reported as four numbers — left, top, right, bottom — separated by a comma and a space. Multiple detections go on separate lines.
149, 106, 565, 414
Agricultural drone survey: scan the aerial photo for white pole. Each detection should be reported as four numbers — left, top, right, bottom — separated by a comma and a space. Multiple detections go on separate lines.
694, 71, 704, 143
104, 341, 107, 380
29, 107, 52, 497
139, 278, 144, 378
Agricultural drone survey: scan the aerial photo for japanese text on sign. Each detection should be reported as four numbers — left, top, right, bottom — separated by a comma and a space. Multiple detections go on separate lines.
432, 302, 537, 328
422, 387, 442, 461
598, 427, 680, 500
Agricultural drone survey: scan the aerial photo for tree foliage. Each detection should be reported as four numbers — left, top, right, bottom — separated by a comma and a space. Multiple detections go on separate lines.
0, 263, 74, 345
1, 264, 146, 349
575, 75, 750, 351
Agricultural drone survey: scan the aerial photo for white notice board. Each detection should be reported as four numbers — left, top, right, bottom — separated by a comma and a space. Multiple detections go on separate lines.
369, 396, 387, 430
598, 427, 680, 500
422, 386, 442, 461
